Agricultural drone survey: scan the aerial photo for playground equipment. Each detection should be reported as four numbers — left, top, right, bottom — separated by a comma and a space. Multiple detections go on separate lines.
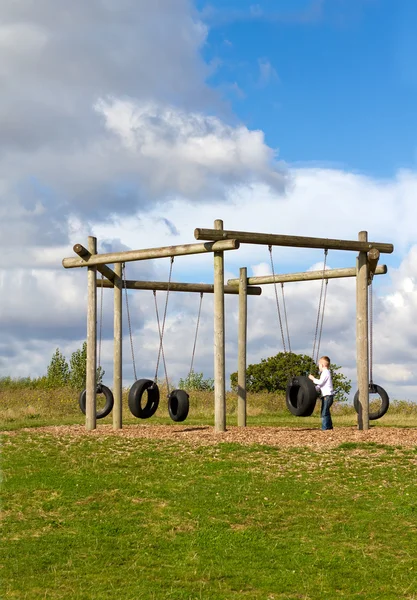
267, 245, 329, 417
78, 271, 114, 419
123, 257, 191, 422
62, 221, 393, 433
353, 278, 390, 420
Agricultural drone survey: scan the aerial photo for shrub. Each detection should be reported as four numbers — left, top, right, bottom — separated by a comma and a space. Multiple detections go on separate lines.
178, 370, 215, 391
46, 349, 70, 387
69, 342, 104, 391
230, 352, 351, 402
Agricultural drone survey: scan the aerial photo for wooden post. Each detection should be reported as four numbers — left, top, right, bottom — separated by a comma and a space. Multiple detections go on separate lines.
214, 219, 226, 432
367, 248, 380, 283
86, 236, 97, 430
238, 267, 247, 427
113, 263, 123, 430
74, 244, 119, 283
356, 231, 369, 430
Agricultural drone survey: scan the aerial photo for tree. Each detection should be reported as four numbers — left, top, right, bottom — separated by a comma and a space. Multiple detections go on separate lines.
69, 342, 104, 390
230, 352, 351, 402
178, 370, 214, 391
46, 348, 70, 387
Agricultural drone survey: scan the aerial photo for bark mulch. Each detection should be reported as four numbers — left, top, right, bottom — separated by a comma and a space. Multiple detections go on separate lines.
3, 424, 417, 450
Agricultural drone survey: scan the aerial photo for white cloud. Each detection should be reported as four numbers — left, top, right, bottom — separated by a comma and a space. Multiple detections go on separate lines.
94, 97, 287, 197
2, 0, 417, 408
5, 165, 417, 405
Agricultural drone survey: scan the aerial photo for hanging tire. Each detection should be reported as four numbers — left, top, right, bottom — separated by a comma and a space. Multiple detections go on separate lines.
168, 389, 190, 422
79, 384, 114, 419
286, 376, 318, 417
299, 398, 317, 417
128, 379, 160, 419
353, 383, 389, 420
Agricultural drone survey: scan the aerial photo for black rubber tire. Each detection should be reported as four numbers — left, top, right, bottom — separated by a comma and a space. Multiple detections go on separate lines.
128, 379, 160, 419
286, 376, 318, 417
79, 384, 114, 419
353, 383, 389, 420
168, 389, 190, 422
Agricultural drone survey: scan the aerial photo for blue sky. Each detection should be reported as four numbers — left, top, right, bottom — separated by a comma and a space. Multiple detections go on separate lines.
197, 0, 417, 177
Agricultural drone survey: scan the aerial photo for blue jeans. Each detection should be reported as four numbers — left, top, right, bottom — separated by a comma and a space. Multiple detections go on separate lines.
321, 395, 334, 430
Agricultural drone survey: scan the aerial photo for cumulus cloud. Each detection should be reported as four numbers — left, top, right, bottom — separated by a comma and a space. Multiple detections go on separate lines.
0, 1, 287, 276
94, 97, 287, 198
2, 0, 417, 406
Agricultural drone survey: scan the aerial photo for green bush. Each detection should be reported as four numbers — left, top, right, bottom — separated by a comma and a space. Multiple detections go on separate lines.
69, 342, 104, 391
46, 348, 70, 387
230, 352, 351, 402
178, 370, 215, 391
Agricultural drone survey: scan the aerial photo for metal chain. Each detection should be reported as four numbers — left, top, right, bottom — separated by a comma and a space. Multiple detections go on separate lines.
122, 263, 137, 381
369, 281, 373, 384
97, 272, 104, 372
312, 249, 328, 364
280, 283, 291, 353
315, 278, 329, 363
189, 292, 203, 376
153, 257, 174, 394
268, 245, 287, 353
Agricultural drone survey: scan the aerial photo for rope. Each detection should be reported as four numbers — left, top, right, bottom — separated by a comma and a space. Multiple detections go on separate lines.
315, 278, 328, 363
97, 272, 104, 374
312, 249, 328, 364
153, 257, 174, 394
189, 292, 203, 376
268, 245, 287, 353
280, 283, 291, 353
122, 263, 137, 381
369, 281, 373, 384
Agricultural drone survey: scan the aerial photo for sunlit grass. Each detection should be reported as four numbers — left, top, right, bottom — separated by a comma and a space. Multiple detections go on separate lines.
1, 384, 417, 430
2, 432, 417, 599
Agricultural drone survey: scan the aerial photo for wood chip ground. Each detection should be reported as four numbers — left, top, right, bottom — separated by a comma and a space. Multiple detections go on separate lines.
3, 425, 417, 450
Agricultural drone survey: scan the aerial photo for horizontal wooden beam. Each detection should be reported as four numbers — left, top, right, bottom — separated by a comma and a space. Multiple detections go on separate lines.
63, 239, 240, 269
194, 227, 394, 254
73, 244, 120, 283
227, 264, 387, 286
98, 279, 262, 296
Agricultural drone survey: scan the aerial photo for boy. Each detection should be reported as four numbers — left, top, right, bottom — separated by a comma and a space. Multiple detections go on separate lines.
308, 356, 334, 431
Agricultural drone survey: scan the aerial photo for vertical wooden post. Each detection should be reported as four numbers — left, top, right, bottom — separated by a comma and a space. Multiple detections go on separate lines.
238, 267, 247, 427
113, 263, 123, 429
356, 231, 369, 430
86, 236, 97, 430
213, 219, 226, 432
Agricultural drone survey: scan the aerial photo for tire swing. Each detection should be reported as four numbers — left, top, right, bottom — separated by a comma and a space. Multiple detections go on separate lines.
268, 246, 329, 417
285, 256, 328, 417
79, 273, 114, 419
124, 258, 189, 422
169, 292, 204, 422
123, 263, 161, 419
153, 274, 190, 423
353, 281, 389, 420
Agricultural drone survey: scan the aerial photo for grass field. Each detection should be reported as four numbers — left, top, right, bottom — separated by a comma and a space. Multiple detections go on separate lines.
1, 387, 417, 599
2, 385, 417, 430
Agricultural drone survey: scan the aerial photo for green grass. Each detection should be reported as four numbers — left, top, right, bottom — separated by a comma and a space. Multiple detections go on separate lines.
2, 431, 417, 599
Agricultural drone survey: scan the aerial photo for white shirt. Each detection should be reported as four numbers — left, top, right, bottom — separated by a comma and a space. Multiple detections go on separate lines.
312, 368, 334, 397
